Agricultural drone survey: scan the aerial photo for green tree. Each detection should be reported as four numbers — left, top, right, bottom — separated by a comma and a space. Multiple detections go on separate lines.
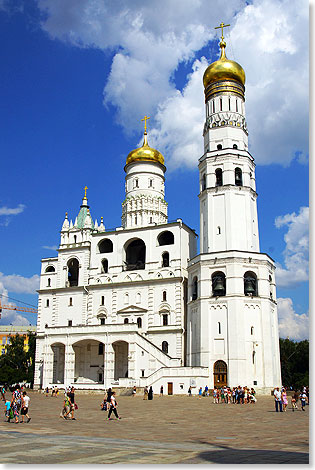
279, 338, 309, 389
0, 332, 36, 386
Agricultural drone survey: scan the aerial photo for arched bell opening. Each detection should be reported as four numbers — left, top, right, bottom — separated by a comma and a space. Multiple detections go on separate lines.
215, 168, 223, 187
212, 271, 226, 297
213, 360, 227, 387
113, 341, 129, 380
244, 271, 258, 296
162, 252, 169, 267
73, 339, 105, 384
158, 231, 174, 246
98, 238, 113, 254
51, 342, 65, 384
192, 276, 198, 300
124, 238, 146, 271
235, 167, 243, 186
67, 258, 79, 287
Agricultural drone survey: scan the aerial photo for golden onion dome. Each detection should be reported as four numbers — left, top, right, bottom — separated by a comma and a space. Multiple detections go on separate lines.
203, 40, 245, 89
126, 132, 164, 166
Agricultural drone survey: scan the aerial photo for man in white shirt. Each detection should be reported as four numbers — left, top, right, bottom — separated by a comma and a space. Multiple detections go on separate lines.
20, 391, 31, 423
274, 387, 282, 412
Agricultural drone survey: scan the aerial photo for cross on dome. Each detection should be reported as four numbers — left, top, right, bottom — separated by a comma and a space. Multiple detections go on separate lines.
214, 21, 230, 43
141, 115, 150, 133
83, 186, 88, 199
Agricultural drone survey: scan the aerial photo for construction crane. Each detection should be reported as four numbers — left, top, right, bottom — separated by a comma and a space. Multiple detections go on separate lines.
0, 297, 38, 318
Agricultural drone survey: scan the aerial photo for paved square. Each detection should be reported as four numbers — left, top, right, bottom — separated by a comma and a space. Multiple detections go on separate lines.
0, 391, 309, 464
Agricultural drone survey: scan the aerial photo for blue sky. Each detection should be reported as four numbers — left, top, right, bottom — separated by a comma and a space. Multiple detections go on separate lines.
0, 0, 309, 340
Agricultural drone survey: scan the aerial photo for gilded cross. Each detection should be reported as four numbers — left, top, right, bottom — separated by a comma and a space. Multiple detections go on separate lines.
215, 22, 230, 41
84, 186, 88, 198
141, 115, 150, 132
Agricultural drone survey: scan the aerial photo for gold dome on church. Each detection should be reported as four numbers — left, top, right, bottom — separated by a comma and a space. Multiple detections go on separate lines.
126, 132, 164, 166
203, 40, 245, 89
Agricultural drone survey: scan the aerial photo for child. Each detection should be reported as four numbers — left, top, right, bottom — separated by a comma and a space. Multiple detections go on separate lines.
300, 391, 307, 411
107, 392, 121, 420
4, 399, 11, 422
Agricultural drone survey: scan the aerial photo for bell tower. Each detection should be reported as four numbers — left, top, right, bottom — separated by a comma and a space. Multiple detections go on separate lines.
186, 23, 281, 393
199, 23, 259, 254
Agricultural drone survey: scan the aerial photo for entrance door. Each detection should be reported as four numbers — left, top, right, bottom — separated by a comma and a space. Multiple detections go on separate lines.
167, 382, 173, 395
213, 360, 227, 387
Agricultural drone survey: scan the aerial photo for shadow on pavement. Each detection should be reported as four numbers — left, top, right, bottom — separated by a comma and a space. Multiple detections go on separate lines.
192, 447, 309, 464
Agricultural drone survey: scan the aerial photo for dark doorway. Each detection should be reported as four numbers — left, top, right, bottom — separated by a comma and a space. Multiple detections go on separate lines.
167, 382, 173, 395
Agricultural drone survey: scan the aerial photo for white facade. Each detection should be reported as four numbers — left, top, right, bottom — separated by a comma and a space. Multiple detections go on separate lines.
35, 40, 281, 394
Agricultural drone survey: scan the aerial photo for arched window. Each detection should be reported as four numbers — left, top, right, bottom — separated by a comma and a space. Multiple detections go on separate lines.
101, 296, 105, 306
74, 235, 77, 244
45, 266, 55, 273
125, 238, 146, 270
235, 167, 243, 186
101, 259, 108, 274
124, 318, 129, 324
192, 276, 198, 300
134, 178, 139, 188
251, 326, 254, 335
162, 252, 169, 267
98, 239, 113, 254
202, 173, 206, 191
244, 271, 258, 296
217, 144, 222, 150
137, 317, 142, 328
158, 231, 174, 246
162, 341, 168, 354
212, 271, 226, 296
233, 144, 238, 149
67, 258, 79, 287
162, 291, 167, 302
163, 314, 168, 326
47, 278, 51, 287
215, 168, 223, 186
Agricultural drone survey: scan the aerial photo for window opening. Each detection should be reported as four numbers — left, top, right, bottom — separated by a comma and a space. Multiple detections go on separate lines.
69, 297, 73, 306
252, 351, 255, 365
137, 317, 142, 328
217, 144, 222, 150
220, 97, 223, 111
202, 173, 206, 191
98, 343, 104, 355
215, 168, 223, 186
45, 266, 55, 273
228, 97, 231, 111
74, 235, 77, 244
162, 291, 167, 302
218, 322, 221, 334
98, 239, 113, 254
101, 259, 108, 274
149, 179, 153, 187
244, 271, 258, 296
158, 231, 174, 246
212, 272, 226, 296
251, 326, 254, 335
46, 299, 49, 307
162, 252, 169, 267
162, 341, 168, 354
125, 238, 146, 270
100, 318, 105, 325
67, 258, 79, 286
124, 318, 129, 324
233, 144, 238, 149
101, 296, 105, 306
47, 278, 51, 287
235, 167, 243, 186
212, 101, 215, 113
141, 370, 145, 377
192, 276, 198, 300
236, 99, 238, 112
68, 320, 72, 326
217, 226, 221, 235
163, 314, 168, 326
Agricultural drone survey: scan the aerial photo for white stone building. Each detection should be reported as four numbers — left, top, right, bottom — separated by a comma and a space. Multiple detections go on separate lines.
34, 35, 281, 394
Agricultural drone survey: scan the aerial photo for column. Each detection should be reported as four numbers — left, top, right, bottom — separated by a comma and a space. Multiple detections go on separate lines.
64, 344, 75, 387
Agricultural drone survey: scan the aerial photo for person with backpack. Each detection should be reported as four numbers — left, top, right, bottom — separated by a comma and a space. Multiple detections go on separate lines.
107, 392, 121, 420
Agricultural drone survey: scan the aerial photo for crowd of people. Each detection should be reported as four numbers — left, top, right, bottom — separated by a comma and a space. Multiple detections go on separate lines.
195, 385, 257, 404
273, 386, 309, 412
2, 384, 31, 423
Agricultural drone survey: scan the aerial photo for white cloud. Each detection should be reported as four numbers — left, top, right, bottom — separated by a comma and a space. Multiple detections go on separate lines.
0, 273, 40, 295
0, 282, 30, 326
0, 204, 25, 216
42, 245, 58, 251
35, 0, 308, 169
277, 297, 309, 341
275, 206, 309, 288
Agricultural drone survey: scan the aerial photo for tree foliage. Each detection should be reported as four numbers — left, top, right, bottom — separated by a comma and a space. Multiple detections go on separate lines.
0, 332, 36, 386
279, 338, 309, 389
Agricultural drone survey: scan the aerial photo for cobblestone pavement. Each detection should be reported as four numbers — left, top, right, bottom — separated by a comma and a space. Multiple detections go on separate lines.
0, 391, 309, 464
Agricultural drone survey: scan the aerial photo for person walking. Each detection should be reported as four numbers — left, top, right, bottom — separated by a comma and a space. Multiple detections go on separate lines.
188, 386, 192, 397
20, 391, 31, 423
291, 390, 299, 411
4, 398, 11, 422
67, 387, 76, 420
148, 386, 153, 400
160, 385, 164, 397
300, 391, 307, 411
143, 386, 148, 400
60, 394, 71, 419
198, 387, 202, 398
107, 392, 121, 420
274, 387, 283, 412
281, 388, 288, 412
132, 386, 136, 397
